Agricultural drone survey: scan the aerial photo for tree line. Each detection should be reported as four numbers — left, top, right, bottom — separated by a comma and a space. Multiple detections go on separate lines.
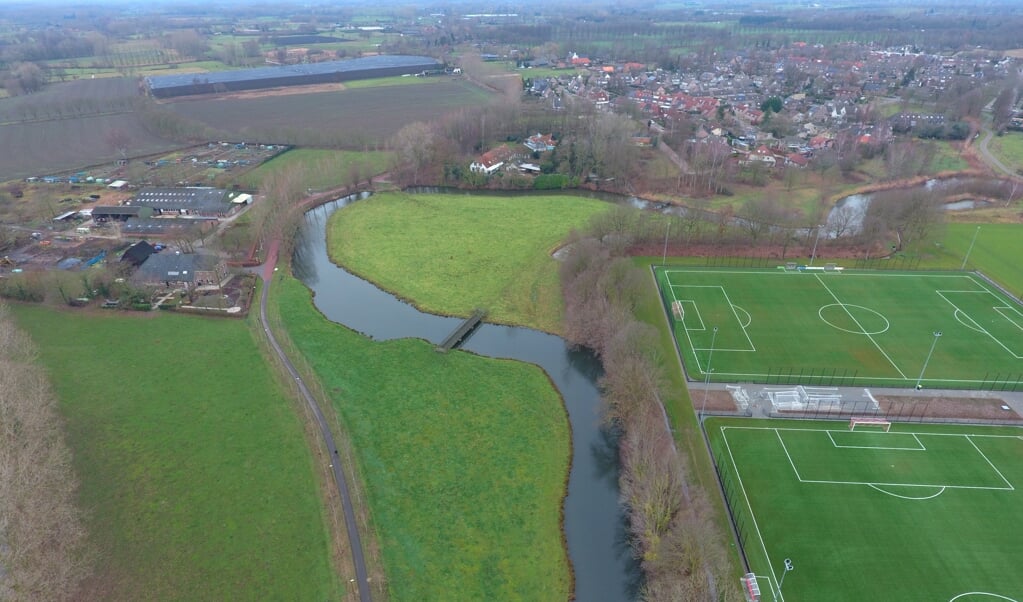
559, 210, 742, 601
0, 306, 90, 601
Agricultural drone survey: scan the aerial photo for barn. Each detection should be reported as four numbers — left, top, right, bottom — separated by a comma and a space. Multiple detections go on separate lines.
145, 55, 444, 99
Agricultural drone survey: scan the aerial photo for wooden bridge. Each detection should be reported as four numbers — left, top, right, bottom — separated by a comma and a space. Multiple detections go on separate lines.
436, 309, 486, 352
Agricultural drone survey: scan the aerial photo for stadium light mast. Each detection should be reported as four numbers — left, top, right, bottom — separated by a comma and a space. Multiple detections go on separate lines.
777, 558, 795, 596
809, 225, 823, 266
960, 225, 981, 270
699, 326, 719, 421
662, 220, 671, 265
915, 331, 943, 390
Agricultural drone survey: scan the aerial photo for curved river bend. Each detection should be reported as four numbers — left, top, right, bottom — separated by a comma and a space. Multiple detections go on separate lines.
293, 197, 640, 601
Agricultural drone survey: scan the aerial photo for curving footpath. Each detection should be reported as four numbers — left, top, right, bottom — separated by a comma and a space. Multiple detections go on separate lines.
258, 239, 371, 602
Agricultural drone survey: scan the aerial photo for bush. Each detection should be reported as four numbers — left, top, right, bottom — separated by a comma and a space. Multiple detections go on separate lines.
534, 174, 570, 190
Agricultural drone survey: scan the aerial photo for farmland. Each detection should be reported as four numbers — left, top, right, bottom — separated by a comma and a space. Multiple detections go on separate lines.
166, 78, 492, 146
0, 78, 182, 180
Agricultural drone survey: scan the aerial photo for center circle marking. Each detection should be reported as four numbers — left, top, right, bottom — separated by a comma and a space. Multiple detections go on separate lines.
818, 304, 890, 335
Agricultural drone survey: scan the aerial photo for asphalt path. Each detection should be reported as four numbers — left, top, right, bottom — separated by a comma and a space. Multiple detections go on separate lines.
258, 239, 371, 602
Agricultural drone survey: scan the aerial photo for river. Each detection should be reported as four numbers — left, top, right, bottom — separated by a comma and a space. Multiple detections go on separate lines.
292, 195, 641, 601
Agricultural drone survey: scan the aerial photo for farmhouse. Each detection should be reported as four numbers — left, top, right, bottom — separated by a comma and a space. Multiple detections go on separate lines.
145, 55, 443, 98
134, 252, 227, 290
470, 146, 516, 175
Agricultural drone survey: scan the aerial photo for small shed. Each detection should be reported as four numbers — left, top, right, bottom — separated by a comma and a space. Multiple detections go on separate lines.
107, 180, 128, 190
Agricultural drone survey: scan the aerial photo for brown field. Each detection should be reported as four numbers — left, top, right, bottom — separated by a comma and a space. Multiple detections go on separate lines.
0, 78, 182, 181
165, 78, 492, 146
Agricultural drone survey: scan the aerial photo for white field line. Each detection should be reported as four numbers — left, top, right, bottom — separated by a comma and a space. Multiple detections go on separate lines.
661, 269, 985, 279
747, 426, 1017, 491
720, 286, 757, 351
995, 306, 1023, 332
774, 429, 804, 481
914, 433, 925, 450
936, 290, 1023, 359
966, 435, 1015, 491
723, 426, 1023, 439
868, 484, 946, 500
814, 274, 908, 379
691, 368, 1019, 385
670, 283, 704, 375
826, 430, 926, 451
720, 427, 785, 602
680, 299, 706, 331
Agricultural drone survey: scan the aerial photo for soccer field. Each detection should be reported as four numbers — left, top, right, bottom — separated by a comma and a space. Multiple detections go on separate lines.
707, 417, 1023, 602
656, 268, 1023, 390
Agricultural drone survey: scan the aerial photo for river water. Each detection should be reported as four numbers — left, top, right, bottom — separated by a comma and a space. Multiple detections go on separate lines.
293, 196, 640, 601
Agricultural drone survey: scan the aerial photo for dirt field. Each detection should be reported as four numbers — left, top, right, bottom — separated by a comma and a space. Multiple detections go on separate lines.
0, 78, 182, 181
165, 78, 492, 146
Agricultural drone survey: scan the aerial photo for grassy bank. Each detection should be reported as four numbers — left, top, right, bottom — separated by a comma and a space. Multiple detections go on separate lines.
327, 192, 611, 333
11, 307, 339, 601
273, 276, 571, 600
235, 148, 393, 191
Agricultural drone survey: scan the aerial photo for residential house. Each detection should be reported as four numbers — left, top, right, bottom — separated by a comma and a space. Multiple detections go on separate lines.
524, 133, 557, 153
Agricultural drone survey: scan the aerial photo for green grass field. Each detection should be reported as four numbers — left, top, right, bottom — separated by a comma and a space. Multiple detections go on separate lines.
989, 132, 1023, 170
327, 192, 612, 334
656, 267, 1023, 389
11, 306, 339, 600
274, 276, 571, 600
233, 148, 393, 191
707, 417, 1023, 601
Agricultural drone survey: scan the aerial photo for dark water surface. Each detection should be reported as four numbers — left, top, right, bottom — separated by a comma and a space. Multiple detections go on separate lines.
293, 196, 640, 601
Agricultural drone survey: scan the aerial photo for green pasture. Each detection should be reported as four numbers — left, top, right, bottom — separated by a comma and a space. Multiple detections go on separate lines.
342, 75, 447, 89
656, 267, 1023, 389
989, 132, 1023, 171
909, 223, 1023, 297
11, 306, 339, 600
274, 276, 571, 600
327, 192, 613, 334
707, 418, 1023, 602
234, 148, 393, 190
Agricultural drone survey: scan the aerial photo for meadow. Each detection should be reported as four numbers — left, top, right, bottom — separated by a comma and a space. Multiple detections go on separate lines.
11, 306, 340, 600
274, 276, 572, 600
326, 191, 613, 334
707, 417, 1023, 601
234, 148, 394, 191
656, 267, 1023, 389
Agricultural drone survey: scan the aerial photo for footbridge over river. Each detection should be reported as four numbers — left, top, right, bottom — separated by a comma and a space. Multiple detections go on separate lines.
435, 309, 486, 352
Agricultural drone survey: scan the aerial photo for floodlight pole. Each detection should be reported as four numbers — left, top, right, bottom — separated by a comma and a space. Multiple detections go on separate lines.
960, 225, 980, 270
809, 225, 823, 266
700, 326, 719, 422
915, 331, 943, 390
662, 220, 671, 265
777, 558, 795, 595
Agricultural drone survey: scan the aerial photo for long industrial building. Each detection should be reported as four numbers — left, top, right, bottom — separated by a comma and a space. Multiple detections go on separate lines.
146, 54, 443, 99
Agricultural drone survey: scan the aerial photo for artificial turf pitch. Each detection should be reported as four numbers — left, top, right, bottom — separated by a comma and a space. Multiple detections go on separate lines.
656, 268, 1023, 390
706, 418, 1023, 602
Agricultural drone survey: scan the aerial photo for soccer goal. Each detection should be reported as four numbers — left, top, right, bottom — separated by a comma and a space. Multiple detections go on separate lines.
672, 300, 685, 321
849, 417, 892, 432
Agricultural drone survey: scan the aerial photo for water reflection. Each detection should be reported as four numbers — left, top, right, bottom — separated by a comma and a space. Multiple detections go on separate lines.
293, 195, 641, 601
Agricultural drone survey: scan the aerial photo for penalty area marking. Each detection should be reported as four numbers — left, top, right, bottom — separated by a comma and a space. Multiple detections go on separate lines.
949, 594, 1020, 602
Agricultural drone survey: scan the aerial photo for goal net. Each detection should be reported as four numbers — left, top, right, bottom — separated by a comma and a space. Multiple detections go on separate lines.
671, 300, 685, 321
849, 417, 892, 432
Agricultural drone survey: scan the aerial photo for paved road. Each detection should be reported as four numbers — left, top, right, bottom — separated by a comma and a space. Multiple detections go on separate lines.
976, 129, 1016, 177
258, 239, 371, 602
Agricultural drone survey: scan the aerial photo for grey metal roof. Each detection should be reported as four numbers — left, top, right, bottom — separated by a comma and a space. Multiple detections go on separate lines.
130, 188, 231, 213
122, 218, 194, 235
146, 55, 441, 90
137, 253, 220, 283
